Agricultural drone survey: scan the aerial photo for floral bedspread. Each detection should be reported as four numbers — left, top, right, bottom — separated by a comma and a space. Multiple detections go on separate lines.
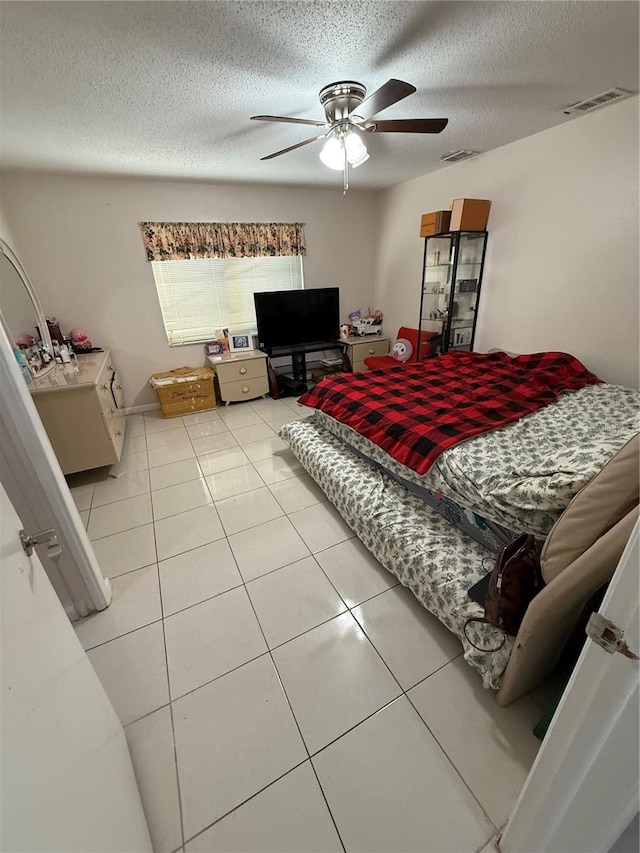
313, 384, 640, 537
279, 418, 513, 688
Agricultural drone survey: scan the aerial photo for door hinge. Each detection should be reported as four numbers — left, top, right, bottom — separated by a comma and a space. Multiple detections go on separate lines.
19, 528, 62, 560
586, 612, 639, 661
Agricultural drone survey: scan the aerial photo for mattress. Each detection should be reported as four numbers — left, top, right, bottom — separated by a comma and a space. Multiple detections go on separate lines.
312, 383, 640, 537
279, 417, 514, 689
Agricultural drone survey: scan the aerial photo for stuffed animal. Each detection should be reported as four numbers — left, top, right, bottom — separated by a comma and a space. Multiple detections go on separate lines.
15, 332, 36, 348
391, 338, 413, 362
70, 328, 92, 350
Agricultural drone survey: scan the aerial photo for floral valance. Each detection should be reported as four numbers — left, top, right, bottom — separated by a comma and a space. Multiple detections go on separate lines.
139, 221, 306, 261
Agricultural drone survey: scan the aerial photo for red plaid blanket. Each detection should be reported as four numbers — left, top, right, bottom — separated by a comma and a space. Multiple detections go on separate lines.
298, 351, 602, 475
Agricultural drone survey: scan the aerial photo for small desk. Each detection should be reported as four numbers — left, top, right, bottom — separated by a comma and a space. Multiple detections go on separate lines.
207, 350, 269, 404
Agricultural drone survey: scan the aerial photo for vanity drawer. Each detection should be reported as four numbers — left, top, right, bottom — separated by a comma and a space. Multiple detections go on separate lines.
215, 358, 267, 384
219, 376, 269, 402
102, 409, 125, 459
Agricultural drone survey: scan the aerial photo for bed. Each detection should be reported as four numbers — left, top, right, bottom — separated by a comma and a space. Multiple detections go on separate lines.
279, 351, 639, 704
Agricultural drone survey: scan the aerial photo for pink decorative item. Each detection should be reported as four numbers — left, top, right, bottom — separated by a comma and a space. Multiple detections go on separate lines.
15, 332, 35, 348
70, 328, 92, 350
391, 338, 413, 362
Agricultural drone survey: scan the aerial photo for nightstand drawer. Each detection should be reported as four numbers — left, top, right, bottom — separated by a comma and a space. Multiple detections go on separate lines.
215, 358, 267, 384
349, 339, 389, 362
220, 376, 269, 402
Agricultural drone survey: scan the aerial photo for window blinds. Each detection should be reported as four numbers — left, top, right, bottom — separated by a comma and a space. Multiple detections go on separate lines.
151, 255, 304, 346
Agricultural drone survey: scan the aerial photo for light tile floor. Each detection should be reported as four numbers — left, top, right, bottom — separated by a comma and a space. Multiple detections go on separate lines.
69, 396, 546, 853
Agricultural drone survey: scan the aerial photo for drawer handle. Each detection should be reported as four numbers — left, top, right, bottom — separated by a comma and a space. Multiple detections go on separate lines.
368, 348, 375, 354
239, 367, 247, 375
242, 385, 250, 393
108, 364, 113, 371
116, 383, 123, 390
110, 408, 115, 415
101, 383, 109, 391
115, 429, 123, 436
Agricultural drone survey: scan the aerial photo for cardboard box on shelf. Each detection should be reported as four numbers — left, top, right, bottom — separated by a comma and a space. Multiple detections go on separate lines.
419, 210, 452, 238
450, 198, 491, 231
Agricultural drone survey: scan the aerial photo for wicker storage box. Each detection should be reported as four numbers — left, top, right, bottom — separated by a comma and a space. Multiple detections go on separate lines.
149, 366, 216, 418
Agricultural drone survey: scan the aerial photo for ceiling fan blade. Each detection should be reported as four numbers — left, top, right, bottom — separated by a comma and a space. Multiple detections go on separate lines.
349, 78, 416, 122
367, 118, 449, 133
251, 115, 328, 127
260, 134, 324, 160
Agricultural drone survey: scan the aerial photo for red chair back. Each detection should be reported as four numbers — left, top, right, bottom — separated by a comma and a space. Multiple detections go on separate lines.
396, 327, 437, 361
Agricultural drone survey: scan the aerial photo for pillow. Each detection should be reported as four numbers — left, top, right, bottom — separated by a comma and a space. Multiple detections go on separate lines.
391, 338, 413, 362
540, 434, 639, 583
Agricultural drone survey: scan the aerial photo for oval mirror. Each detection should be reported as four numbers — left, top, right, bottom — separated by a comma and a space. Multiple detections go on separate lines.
0, 239, 55, 377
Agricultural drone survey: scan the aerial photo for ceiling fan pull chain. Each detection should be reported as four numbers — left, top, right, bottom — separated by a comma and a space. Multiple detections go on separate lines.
343, 146, 349, 195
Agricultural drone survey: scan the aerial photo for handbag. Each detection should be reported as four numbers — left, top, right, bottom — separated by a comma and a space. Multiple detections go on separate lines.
464, 533, 544, 652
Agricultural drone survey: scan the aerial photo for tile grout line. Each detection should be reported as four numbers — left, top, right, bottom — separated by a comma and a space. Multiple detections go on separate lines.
292, 481, 500, 834
181, 758, 310, 849
150, 435, 348, 850
402, 689, 499, 836
104, 409, 496, 845
150, 490, 187, 853
256, 458, 499, 834
234, 549, 349, 853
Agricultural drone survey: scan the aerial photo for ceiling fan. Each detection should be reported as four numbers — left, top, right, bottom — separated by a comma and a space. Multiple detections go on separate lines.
251, 79, 449, 193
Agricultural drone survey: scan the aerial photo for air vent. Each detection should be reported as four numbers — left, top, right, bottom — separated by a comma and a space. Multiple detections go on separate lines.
440, 150, 479, 163
562, 88, 632, 116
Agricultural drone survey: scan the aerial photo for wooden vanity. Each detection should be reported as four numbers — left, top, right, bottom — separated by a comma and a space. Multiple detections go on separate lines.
30, 349, 127, 474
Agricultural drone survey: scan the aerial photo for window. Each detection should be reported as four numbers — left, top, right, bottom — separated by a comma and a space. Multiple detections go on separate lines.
151, 255, 304, 346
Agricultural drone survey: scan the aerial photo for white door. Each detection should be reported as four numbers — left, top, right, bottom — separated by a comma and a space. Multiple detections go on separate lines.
0, 481, 152, 853
501, 519, 639, 853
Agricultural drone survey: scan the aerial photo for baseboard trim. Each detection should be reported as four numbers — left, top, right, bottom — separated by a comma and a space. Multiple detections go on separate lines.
65, 603, 80, 622
125, 403, 161, 415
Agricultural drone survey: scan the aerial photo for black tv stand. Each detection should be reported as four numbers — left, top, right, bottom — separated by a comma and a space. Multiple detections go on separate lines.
260, 340, 342, 395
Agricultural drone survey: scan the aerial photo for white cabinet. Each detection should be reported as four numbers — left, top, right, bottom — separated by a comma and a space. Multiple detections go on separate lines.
30, 349, 127, 474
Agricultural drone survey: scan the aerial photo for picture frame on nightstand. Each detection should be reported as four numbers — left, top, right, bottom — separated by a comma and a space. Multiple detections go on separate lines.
205, 340, 225, 356
227, 330, 253, 353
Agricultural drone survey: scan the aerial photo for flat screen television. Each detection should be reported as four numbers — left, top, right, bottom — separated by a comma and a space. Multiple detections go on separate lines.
254, 287, 340, 351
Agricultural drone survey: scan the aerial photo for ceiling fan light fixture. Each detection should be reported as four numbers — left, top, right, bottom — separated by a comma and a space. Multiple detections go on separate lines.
320, 128, 369, 171
319, 134, 345, 170
344, 130, 369, 168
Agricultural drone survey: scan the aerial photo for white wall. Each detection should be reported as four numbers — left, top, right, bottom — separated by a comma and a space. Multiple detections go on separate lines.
374, 96, 639, 388
0, 191, 17, 246
1, 174, 377, 405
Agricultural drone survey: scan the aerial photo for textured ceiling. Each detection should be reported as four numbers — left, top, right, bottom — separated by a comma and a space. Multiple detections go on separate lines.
0, 1, 637, 189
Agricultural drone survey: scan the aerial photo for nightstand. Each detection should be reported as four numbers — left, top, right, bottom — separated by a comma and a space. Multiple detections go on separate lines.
207, 350, 269, 404
338, 336, 390, 372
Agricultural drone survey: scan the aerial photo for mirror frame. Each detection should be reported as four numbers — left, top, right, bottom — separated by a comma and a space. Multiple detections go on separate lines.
0, 238, 55, 375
